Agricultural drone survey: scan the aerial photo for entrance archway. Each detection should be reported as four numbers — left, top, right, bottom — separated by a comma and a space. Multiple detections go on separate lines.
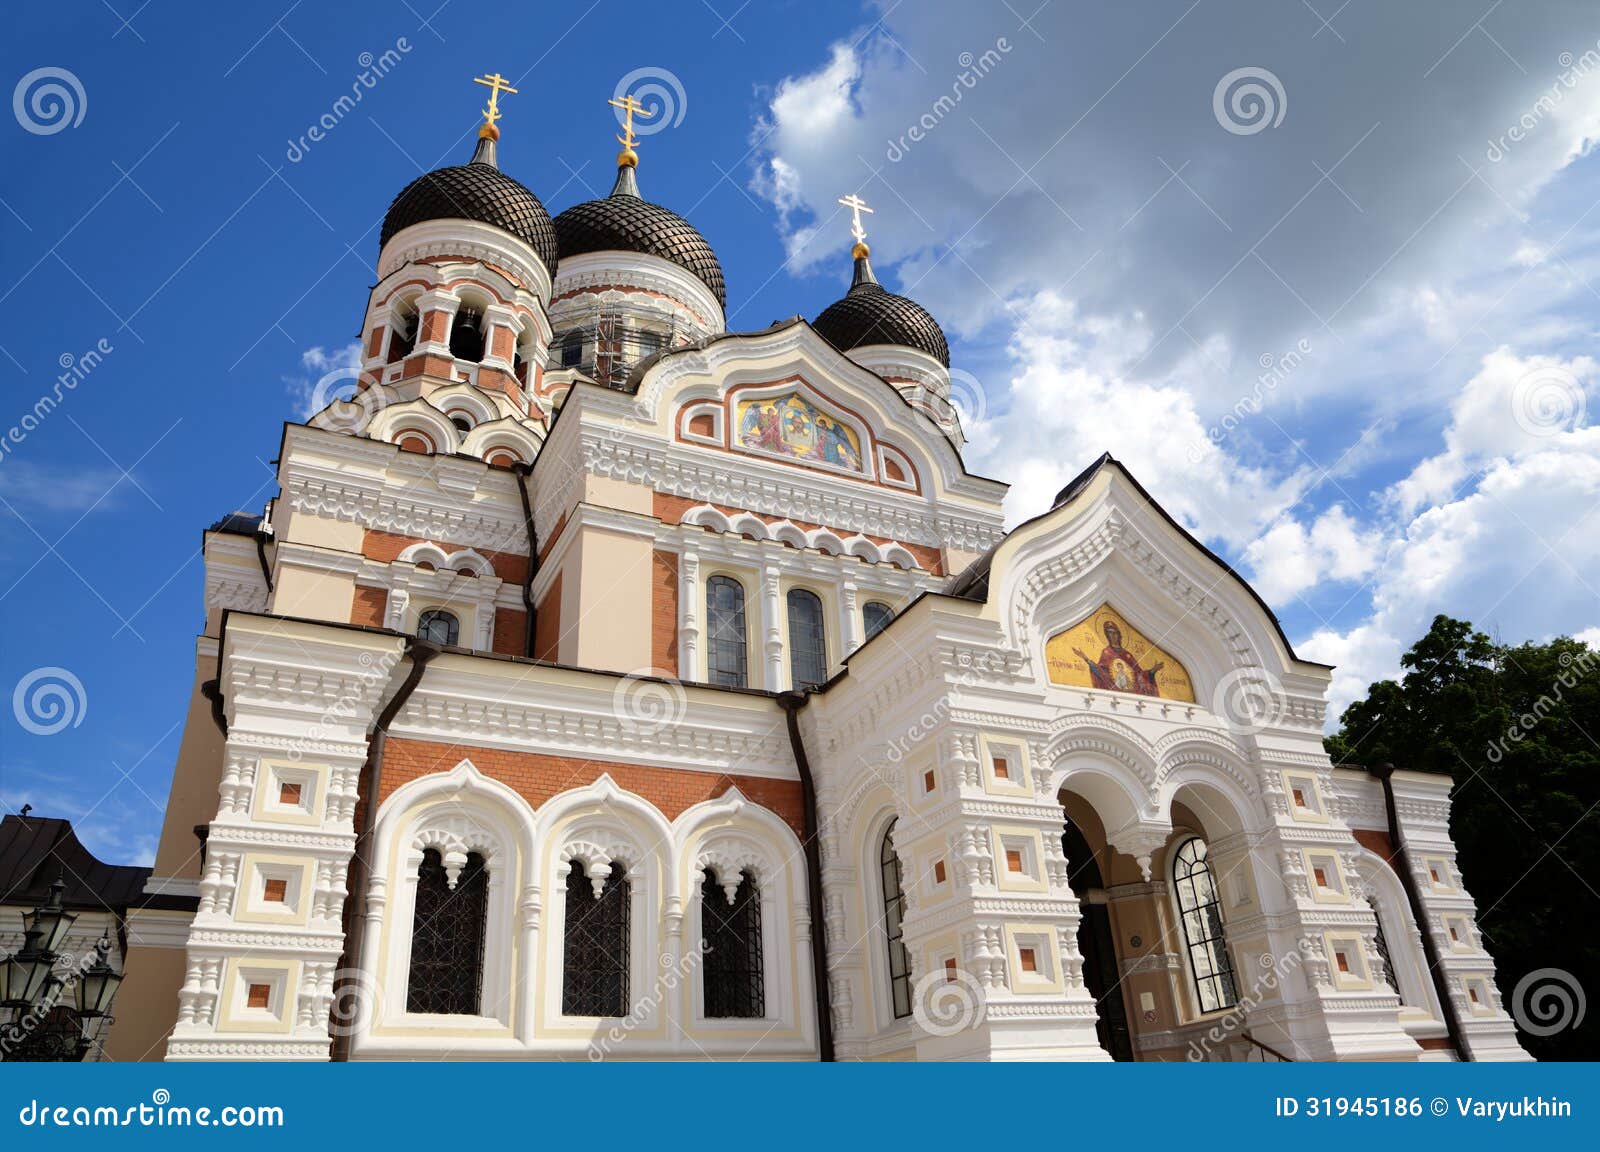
1058, 791, 1137, 1061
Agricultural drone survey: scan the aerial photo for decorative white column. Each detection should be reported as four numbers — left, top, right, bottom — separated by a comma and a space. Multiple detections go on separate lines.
840, 580, 861, 657
385, 588, 410, 632
678, 551, 700, 679
412, 289, 459, 357
761, 563, 784, 690
481, 303, 519, 372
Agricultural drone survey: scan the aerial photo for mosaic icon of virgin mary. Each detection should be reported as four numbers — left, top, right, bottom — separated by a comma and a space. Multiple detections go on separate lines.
1072, 620, 1165, 697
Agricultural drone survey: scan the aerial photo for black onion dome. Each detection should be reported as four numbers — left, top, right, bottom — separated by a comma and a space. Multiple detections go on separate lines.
553, 165, 726, 309
380, 137, 559, 276
812, 254, 949, 367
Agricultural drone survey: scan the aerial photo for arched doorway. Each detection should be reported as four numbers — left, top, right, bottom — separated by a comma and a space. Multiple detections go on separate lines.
1060, 797, 1135, 1062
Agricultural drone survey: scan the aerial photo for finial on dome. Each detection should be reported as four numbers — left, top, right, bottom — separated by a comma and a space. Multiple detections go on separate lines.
838, 192, 874, 259
470, 71, 517, 167
609, 93, 655, 169
474, 71, 519, 134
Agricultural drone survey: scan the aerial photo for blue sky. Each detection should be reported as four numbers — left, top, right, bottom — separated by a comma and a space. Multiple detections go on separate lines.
4, 1, 1600, 866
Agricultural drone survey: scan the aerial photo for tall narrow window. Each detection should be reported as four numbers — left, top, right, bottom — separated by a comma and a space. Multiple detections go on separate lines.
417, 609, 460, 646
1370, 904, 1399, 994
787, 588, 827, 691
880, 821, 912, 1019
701, 869, 764, 1018
1172, 837, 1239, 1013
705, 575, 748, 688
406, 848, 489, 1015
862, 601, 895, 642
562, 859, 630, 1017
559, 329, 584, 368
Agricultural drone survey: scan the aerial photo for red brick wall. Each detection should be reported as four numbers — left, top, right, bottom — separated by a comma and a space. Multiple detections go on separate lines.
652, 551, 678, 676
378, 736, 804, 839
538, 511, 568, 565
363, 529, 528, 585
653, 492, 944, 575
493, 607, 527, 656
533, 573, 562, 662
351, 586, 387, 628
1353, 827, 1397, 864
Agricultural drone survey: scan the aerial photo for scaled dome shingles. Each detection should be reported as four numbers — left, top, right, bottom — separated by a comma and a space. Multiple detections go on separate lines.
554, 195, 726, 309
812, 280, 950, 367
381, 163, 560, 276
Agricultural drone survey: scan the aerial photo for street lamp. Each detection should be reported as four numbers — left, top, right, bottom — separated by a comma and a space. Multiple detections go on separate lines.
75, 936, 124, 1020
0, 880, 124, 1062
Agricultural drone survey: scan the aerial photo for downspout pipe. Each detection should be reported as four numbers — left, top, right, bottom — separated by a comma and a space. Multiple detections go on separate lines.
514, 462, 540, 658
1370, 761, 1471, 1062
778, 690, 835, 1062
331, 638, 440, 1062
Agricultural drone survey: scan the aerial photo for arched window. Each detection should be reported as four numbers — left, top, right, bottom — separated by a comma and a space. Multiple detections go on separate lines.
880, 821, 912, 1019
862, 601, 894, 641
1370, 906, 1398, 994
786, 588, 827, 691
706, 575, 748, 688
562, 859, 630, 1017
449, 307, 485, 362
406, 848, 488, 1015
701, 869, 764, 1018
1172, 837, 1239, 1014
559, 330, 584, 368
417, 609, 459, 646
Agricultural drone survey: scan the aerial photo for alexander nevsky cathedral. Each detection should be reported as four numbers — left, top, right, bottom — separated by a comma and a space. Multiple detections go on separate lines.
105, 78, 1530, 1062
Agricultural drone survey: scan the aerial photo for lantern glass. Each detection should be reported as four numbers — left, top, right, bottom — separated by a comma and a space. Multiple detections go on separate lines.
75, 959, 122, 1019
24, 885, 76, 956
12, 950, 57, 1007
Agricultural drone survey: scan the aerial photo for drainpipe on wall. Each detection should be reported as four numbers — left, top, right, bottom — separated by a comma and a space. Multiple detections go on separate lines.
778, 690, 836, 1062
1369, 761, 1471, 1062
330, 638, 440, 1062
514, 463, 540, 658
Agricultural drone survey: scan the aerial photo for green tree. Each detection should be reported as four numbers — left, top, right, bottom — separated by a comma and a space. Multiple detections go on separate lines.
1328, 615, 1599, 1061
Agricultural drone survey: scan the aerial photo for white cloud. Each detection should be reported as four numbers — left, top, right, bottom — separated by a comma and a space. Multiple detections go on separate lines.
1574, 626, 1600, 648
1303, 423, 1600, 718
1243, 505, 1384, 604
1392, 348, 1595, 514
285, 342, 363, 419
754, 5, 1600, 730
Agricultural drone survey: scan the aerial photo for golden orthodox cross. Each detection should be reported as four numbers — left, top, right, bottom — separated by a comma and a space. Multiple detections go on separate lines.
838, 193, 874, 245
473, 72, 519, 130
609, 94, 656, 152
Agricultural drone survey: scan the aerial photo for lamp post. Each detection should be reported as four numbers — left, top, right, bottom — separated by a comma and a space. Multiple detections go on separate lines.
0, 880, 124, 1061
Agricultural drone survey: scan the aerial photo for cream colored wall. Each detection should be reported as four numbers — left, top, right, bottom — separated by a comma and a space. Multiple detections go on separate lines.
151, 659, 227, 880
571, 527, 652, 672
583, 473, 653, 515
105, 928, 189, 1062
269, 564, 355, 622
275, 505, 364, 551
